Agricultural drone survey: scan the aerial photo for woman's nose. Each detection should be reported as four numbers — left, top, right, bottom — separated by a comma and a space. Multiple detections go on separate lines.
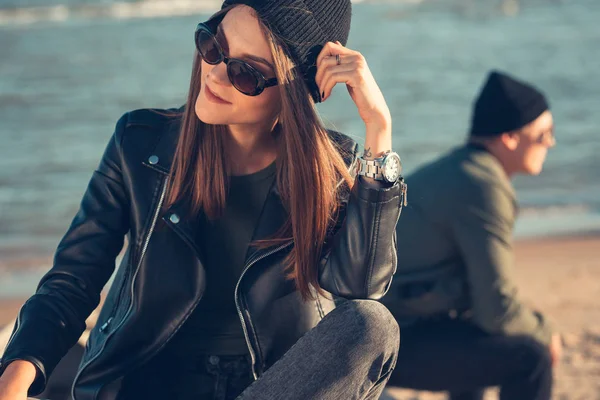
206, 62, 229, 87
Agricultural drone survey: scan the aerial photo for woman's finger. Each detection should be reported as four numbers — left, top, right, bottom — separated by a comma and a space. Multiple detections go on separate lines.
314, 55, 338, 87
315, 53, 359, 88
315, 41, 353, 68
319, 67, 358, 101
315, 42, 337, 67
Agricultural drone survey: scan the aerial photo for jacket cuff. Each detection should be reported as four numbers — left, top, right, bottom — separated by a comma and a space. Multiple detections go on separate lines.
354, 176, 404, 203
1, 301, 83, 395
0, 356, 47, 396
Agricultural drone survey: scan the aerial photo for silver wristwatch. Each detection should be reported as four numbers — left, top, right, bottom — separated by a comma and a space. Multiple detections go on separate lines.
356, 150, 403, 184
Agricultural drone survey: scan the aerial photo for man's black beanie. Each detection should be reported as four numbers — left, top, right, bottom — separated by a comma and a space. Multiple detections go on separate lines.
470, 70, 550, 137
216, 0, 352, 102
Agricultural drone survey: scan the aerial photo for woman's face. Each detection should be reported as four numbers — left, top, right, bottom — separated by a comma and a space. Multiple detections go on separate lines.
195, 5, 281, 128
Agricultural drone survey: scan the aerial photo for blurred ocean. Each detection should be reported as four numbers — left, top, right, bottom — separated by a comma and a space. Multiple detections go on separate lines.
0, 0, 599, 295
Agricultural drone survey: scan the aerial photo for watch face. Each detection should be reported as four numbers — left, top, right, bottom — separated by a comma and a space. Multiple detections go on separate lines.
382, 153, 402, 182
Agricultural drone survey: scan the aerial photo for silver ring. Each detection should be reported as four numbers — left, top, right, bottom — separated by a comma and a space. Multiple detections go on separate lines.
335, 54, 341, 65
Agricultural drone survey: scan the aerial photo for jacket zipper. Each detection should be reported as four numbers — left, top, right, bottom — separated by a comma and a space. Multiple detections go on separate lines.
71, 178, 169, 400
102, 250, 132, 330
234, 241, 292, 380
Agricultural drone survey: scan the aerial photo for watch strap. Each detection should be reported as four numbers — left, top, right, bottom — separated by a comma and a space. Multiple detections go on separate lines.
356, 157, 385, 181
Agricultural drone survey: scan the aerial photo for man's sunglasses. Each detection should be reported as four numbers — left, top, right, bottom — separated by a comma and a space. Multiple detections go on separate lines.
194, 23, 278, 96
535, 128, 555, 145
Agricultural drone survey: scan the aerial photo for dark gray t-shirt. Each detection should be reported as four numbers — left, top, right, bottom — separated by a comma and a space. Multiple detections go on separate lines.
167, 161, 277, 355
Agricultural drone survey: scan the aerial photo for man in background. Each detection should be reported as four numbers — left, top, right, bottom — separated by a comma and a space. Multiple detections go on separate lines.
382, 70, 560, 400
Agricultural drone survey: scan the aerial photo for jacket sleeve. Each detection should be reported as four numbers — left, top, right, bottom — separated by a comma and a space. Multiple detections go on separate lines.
0, 114, 131, 395
318, 173, 405, 300
451, 181, 552, 345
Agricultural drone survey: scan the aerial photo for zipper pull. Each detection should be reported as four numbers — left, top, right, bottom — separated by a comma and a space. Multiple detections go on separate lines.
401, 182, 408, 207
99, 317, 114, 333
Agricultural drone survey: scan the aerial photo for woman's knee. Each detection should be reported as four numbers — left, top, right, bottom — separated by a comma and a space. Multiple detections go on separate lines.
332, 299, 400, 353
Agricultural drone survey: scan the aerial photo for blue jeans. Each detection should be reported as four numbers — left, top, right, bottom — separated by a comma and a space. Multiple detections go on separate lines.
118, 300, 399, 400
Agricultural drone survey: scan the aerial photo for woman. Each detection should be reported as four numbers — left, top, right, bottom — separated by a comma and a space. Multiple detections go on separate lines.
0, 1, 406, 399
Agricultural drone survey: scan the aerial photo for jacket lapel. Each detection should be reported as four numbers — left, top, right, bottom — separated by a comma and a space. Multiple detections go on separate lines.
244, 181, 292, 265
141, 108, 183, 175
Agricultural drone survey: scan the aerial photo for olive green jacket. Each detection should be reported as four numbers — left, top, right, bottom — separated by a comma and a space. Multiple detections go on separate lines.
384, 144, 552, 345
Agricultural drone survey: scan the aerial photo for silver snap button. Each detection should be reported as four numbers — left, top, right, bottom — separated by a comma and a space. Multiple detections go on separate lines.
209, 355, 220, 365
169, 214, 180, 224
148, 155, 159, 165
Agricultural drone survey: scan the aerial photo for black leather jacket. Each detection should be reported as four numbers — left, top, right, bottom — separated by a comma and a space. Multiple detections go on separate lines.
0, 109, 405, 400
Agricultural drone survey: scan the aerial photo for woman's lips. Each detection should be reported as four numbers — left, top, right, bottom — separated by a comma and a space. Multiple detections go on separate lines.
204, 84, 231, 104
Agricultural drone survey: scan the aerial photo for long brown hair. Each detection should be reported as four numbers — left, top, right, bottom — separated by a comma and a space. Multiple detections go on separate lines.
167, 10, 353, 300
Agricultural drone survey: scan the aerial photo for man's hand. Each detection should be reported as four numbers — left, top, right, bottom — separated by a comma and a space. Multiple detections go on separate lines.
550, 333, 563, 367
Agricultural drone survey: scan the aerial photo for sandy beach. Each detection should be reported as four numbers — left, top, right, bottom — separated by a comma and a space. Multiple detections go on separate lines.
1, 234, 599, 399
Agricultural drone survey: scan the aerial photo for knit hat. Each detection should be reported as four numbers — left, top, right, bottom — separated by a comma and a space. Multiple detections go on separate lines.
214, 0, 352, 102
470, 70, 549, 137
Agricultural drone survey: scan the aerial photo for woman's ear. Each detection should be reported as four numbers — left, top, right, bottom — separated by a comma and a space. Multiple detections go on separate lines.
500, 131, 520, 151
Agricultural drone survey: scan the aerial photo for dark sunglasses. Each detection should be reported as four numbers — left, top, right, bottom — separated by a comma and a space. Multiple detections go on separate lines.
194, 22, 278, 96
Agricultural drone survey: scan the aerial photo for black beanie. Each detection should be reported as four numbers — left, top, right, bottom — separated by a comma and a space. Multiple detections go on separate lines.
215, 0, 352, 102
470, 70, 549, 137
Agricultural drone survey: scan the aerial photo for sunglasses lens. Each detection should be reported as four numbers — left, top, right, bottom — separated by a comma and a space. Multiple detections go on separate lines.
196, 30, 221, 64
229, 61, 260, 95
